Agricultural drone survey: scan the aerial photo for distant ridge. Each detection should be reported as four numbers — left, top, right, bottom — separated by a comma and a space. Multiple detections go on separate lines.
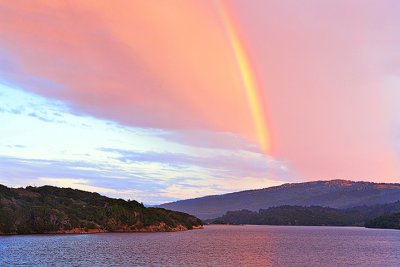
158, 180, 400, 219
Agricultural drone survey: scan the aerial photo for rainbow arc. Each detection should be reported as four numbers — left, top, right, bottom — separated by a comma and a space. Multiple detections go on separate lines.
217, 1, 271, 154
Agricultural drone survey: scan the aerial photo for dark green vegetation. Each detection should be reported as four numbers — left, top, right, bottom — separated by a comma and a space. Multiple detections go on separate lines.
0, 184, 202, 234
159, 180, 400, 219
208, 202, 400, 228
365, 213, 400, 230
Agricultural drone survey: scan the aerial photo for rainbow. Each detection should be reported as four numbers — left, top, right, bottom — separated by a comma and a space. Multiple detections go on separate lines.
217, 1, 272, 154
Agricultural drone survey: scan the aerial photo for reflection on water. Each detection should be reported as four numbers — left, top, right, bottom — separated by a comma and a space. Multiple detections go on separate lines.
1, 225, 399, 266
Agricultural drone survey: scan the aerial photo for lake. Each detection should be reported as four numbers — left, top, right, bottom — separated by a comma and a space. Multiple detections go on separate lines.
1, 225, 399, 266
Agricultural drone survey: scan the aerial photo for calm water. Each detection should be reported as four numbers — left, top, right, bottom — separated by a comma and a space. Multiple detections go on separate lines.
1, 225, 400, 266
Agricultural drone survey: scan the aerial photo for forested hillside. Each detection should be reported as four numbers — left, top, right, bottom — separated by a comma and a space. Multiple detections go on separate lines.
0, 184, 202, 234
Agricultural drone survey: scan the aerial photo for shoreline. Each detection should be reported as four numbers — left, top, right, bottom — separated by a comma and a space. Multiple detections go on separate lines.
0, 225, 204, 236
2, 225, 398, 236
206, 224, 400, 230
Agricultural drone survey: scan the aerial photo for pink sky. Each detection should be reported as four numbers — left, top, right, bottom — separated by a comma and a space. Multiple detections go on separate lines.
1, 0, 400, 197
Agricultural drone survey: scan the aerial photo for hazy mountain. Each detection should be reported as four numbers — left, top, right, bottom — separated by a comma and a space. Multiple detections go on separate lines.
158, 180, 400, 219
0, 184, 202, 234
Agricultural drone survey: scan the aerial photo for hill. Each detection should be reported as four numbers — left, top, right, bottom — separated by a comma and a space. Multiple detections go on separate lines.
208, 202, 400, 226
158, 180, 400, 219
365, 212, 400, 230
0, 184, 202, 234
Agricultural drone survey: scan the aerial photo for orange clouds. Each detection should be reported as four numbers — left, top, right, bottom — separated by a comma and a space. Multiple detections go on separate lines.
0, 0, 259, 143
230, 0, 400, 180
1, 0, 400, 182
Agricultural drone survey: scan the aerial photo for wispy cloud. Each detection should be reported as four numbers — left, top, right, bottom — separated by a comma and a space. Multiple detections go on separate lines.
99, 147, 291, 180
0, 146, 290, 204
0, 84, 292, 204
159, 130, 260, 152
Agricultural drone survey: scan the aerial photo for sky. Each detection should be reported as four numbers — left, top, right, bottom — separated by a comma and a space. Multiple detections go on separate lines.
0, 0, 400, 204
